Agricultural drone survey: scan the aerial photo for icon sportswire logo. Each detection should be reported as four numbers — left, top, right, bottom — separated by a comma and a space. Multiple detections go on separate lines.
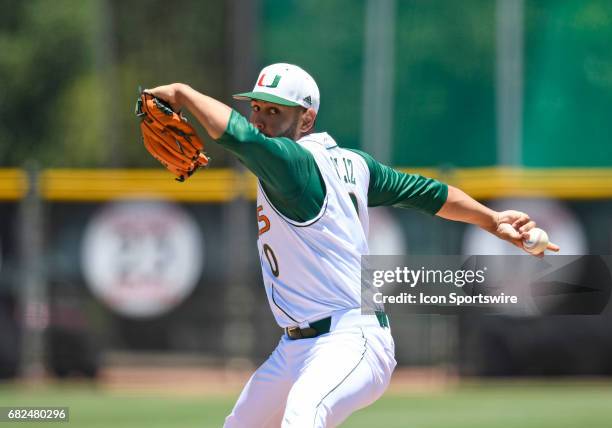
257, 74, 281, 88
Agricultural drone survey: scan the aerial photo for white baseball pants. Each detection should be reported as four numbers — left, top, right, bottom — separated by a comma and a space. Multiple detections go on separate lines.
224, 309, 396, 428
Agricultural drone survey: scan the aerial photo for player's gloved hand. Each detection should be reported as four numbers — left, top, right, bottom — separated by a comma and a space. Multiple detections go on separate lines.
135, 87, 209, 182
144, 84, 182, 111
493, 210, 560, 257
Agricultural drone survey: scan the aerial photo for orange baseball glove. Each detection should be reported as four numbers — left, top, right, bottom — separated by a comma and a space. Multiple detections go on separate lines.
135, 91, 209, 182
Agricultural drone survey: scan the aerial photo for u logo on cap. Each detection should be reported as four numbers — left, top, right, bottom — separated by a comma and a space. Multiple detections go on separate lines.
257, 74, 281, 88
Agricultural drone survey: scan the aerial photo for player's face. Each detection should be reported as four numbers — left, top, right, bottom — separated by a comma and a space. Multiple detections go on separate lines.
249, 100, 303, 139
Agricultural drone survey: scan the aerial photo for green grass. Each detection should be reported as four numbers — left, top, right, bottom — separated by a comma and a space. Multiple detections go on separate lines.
345, 382, 612, 428
1, 381, 612, 427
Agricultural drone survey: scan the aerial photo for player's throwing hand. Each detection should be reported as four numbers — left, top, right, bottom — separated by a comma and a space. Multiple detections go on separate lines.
494, 210, 560, 256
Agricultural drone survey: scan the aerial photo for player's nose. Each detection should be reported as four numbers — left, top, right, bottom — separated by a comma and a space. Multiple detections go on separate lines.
249, 114, 265, 132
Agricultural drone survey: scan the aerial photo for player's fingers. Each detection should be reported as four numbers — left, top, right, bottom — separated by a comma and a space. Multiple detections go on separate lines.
527, 242, 558, 258
518, 220, 537, 237
498, 222, 521, 240
144, 85, 179, 110
547, 242, 560, 252
511, 213, 531, 229
497, 210, 522, 224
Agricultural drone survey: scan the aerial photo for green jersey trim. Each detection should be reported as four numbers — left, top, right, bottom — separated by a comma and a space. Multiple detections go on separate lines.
215, 110, 325, 222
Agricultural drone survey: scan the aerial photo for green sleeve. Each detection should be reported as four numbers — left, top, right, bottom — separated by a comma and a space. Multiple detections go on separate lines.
348, 149, 448, 215
215, 110, 325, 222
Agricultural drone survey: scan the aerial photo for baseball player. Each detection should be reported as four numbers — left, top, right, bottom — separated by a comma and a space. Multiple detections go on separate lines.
145, 63, 559, 427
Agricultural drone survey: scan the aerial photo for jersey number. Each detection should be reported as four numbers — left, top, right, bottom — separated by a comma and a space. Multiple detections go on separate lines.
263, 244, 279, 277
257, 205, 270, 236
257, 206, 279, 277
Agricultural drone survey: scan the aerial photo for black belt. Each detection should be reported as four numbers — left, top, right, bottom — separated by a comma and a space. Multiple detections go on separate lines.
285, 311, 389, 340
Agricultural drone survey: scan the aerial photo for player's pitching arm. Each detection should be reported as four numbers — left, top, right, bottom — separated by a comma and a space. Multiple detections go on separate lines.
145, 83, 232, 139
436, 185, 560, 256
351, 150, 558, 256
144, 83, 323, 223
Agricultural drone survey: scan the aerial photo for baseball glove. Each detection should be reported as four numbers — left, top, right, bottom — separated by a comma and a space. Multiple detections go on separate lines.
135, 91, 209, 182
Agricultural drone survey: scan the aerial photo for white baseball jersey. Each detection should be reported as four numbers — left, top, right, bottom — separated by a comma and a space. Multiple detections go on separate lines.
256, 132, 370, 328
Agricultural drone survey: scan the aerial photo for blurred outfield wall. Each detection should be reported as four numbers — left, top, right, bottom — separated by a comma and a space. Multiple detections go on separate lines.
0, 169, 610, 379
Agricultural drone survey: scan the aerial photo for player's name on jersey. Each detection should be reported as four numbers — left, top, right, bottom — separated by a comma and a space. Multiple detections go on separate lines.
372, 291, 519, 306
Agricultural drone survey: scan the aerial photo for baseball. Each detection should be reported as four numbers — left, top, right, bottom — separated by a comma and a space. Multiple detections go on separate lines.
523, 227, 549, 254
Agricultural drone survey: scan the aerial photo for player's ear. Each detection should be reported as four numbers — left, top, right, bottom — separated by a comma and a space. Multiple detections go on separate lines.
299, 108, 317, 134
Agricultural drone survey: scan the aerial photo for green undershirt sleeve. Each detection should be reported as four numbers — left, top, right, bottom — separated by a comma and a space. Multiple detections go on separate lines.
215, 110, 325, 222
348, 149, 448, 215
